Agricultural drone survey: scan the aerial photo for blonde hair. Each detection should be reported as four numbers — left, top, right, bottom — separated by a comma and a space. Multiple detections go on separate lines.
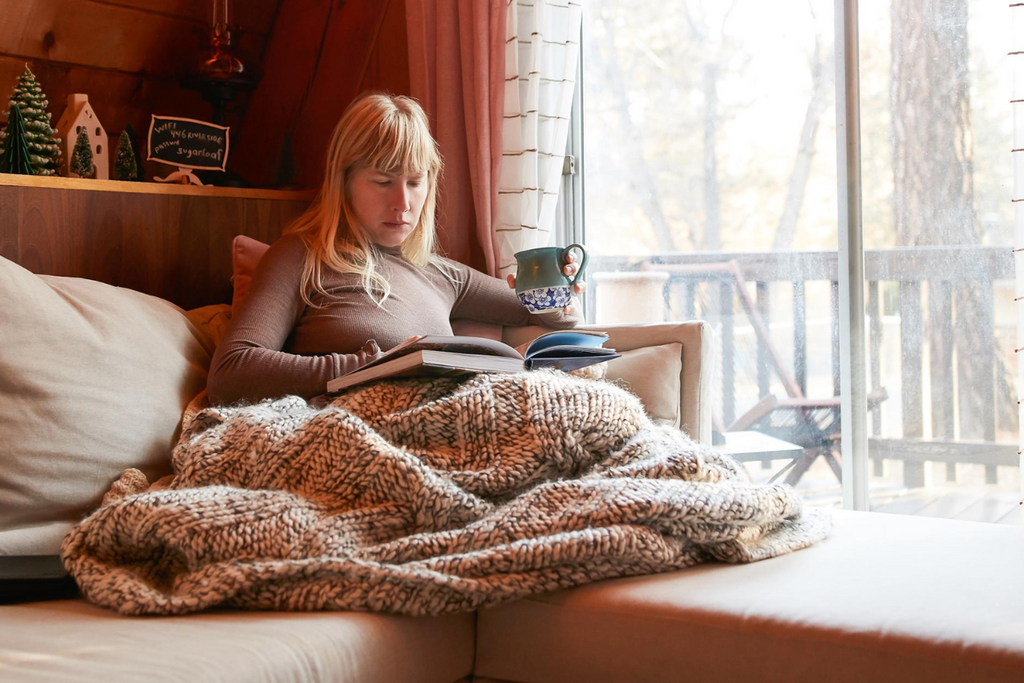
287, 92, 452, 306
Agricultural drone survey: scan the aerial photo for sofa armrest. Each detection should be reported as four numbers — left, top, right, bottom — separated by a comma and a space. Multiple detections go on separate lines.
501, 321, 713, 445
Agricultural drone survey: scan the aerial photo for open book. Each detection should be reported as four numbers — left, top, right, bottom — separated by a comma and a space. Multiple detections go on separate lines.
326, 329, 620, 393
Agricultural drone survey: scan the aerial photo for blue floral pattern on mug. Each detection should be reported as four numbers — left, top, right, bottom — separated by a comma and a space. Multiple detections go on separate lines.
518, 285, 572, 313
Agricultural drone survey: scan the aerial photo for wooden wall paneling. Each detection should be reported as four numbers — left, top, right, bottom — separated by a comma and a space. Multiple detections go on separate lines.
234, 0, 411, 188
205, 197, 242, 303
0, 179, 19, 263
0, 0, 268, 79
19, 186, 55, 276
360, 0, 410, 95
242, 199, 295, 245
205, 196, 248, 306
170, 196, 206, 306
84, 190, 126, 285
66, 191, 110, 282
120, 193, 179, 298
289, 0, 395, 188
178, 195, 308, 308
15, 183, 69, 277
106, 0, 280, 36
0, 178, 311, 309
230, 0, 334, 187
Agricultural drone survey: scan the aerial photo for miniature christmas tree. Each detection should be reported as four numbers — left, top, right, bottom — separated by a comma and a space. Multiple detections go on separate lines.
113, 129, 138, 181
1, 66, 62, 175
70, 130, 95, 178
123, 122, 144, 180
0, 104, 33, 175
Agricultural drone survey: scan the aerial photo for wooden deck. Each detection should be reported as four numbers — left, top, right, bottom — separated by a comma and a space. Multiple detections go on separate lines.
596, 246, 1017, 491
740, 455, 1024, 525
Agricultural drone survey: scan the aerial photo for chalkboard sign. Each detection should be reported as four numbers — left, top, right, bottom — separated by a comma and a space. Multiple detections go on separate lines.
147, 116, 229, 172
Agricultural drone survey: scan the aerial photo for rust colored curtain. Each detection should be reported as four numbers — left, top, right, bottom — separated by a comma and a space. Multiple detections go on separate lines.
406, 0, 507, 276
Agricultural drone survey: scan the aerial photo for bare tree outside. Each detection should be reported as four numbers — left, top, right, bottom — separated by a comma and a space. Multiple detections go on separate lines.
773, 2, 834, 251
583, 0, 1017, 509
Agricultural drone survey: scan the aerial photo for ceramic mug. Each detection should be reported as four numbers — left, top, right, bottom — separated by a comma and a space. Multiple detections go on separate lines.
513, 244, 588, 313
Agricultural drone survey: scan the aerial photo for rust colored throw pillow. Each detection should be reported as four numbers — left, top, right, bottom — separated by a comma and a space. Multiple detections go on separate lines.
231, 234, 271, 313
0, 257, 211, 555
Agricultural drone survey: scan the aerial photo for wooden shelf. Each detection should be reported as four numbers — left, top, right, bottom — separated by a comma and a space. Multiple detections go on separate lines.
1, 172, 313, 309
0, 173, 317, 202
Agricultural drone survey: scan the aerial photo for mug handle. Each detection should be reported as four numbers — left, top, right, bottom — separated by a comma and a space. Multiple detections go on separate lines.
561, 243, 588, 288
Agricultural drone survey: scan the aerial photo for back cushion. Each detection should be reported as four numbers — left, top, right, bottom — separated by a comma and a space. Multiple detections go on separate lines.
0, 257, 210, 555
605, 343, 683, 427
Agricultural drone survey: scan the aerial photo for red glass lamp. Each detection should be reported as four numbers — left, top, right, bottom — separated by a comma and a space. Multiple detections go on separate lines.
183, 0, 261, 126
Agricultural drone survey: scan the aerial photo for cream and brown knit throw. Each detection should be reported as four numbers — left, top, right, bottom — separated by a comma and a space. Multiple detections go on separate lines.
62, 371, 829, 616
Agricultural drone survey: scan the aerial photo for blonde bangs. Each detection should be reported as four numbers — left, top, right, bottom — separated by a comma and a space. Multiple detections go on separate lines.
361, 107, 440, 180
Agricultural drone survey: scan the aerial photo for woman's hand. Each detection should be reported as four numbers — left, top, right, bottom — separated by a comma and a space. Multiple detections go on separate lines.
358, 339, 385, 365
507, 252, 586, 314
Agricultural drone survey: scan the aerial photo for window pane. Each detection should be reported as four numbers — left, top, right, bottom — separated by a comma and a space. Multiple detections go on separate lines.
582, 0, 845, 504
859, 0, 1019, 518
581, 0, 1020, 521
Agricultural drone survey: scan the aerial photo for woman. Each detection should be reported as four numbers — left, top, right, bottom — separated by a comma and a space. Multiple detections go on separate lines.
208, 93, 584, 405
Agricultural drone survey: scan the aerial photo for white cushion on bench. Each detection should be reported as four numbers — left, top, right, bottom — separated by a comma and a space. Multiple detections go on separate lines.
0, 599, 474, 683
475, 509, 1024, 683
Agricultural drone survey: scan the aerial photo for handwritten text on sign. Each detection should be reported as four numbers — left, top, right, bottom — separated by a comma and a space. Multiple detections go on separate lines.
147, 116, 230, 171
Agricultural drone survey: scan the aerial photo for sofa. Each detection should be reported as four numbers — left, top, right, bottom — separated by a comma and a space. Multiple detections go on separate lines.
1, 253, 1023, 683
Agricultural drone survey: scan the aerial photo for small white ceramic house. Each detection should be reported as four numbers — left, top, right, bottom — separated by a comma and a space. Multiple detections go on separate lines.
55, 94, 108, 179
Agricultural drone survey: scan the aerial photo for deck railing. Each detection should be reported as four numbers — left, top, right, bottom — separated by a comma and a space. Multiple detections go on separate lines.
588, 246, 1018, 487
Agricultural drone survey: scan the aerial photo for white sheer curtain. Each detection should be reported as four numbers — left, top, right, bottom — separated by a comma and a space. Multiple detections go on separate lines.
1014, 1, 1024, 488
496, 0, 583, 278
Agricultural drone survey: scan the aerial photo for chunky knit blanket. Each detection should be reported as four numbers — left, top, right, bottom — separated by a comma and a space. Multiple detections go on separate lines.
63, 371, 829, 616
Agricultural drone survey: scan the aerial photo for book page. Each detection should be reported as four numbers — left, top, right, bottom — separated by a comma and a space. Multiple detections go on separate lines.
354, 335, 522, 374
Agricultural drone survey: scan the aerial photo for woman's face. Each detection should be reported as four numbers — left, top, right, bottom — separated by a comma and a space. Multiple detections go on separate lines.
348, 166, 429, 248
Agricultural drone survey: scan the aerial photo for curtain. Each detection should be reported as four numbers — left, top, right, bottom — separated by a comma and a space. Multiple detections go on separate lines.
1013, 1, 1024, 484
407, 0, 507, 276
497, 0, 584, 277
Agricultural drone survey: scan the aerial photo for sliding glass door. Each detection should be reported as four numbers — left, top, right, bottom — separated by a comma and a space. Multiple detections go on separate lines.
857, 0, 1018, 517
578, 0, 1018, 519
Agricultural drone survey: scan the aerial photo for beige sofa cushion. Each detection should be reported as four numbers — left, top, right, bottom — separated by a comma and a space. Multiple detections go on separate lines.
0, 257, 210, 555
476, 509, 1024, 683
604, 343, 682, 426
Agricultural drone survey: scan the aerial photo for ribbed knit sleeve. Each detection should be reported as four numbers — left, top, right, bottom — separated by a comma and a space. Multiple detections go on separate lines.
207, 235, 379, 405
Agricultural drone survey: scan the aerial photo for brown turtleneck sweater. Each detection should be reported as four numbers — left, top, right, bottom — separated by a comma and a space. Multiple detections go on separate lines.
208, 234, 582, 404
